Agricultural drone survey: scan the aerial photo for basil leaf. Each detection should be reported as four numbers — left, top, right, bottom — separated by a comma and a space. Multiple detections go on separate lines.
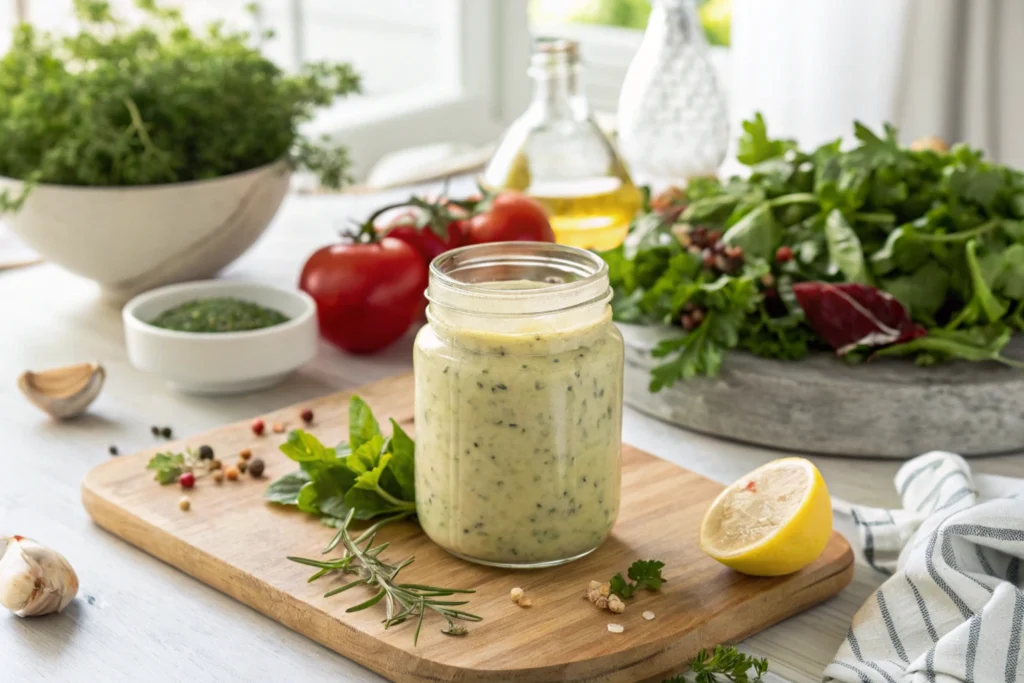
349, 396, 382, 450
388, 419, 417, 502
264, 470, 310, 505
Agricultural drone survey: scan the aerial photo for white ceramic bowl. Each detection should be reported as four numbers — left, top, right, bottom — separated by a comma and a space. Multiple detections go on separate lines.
0, 161, 291, 302
123, 280, 318, 395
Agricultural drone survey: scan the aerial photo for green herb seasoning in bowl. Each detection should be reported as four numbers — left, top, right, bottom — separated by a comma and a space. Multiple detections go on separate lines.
123, 281, 317, 395
150, 298, 290, 333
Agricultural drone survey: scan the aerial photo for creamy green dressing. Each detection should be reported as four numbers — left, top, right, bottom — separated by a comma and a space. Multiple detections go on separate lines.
414, 289, 623, 566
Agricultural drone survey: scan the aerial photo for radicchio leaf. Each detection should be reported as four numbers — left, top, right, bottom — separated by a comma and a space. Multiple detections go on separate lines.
792, 282, 926, 355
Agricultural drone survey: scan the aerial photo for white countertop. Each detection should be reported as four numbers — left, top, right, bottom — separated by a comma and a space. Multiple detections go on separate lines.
3, 190, 1023, 683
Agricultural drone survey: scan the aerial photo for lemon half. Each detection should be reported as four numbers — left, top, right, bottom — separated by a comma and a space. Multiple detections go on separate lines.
699, 458, 832, 576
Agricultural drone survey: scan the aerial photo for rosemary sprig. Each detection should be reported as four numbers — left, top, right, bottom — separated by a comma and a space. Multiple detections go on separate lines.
287, 510, 482, 645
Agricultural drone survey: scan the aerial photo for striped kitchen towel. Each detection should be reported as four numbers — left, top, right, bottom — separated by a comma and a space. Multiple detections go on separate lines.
824, 451, 1024, 683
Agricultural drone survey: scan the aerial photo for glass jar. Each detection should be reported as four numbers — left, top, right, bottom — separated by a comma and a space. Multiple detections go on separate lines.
482, 38, 641, 252
616, 0, 730, 187
413, 242, 624, 568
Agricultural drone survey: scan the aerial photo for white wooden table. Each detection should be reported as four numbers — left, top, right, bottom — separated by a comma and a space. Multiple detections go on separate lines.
3, 189, 1023, 683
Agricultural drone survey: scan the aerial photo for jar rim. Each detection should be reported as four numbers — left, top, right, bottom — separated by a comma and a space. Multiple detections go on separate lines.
427, 241, 611, 318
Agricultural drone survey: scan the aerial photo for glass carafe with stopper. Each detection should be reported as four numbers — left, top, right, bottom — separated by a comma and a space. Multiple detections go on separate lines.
482, 38, 641, 251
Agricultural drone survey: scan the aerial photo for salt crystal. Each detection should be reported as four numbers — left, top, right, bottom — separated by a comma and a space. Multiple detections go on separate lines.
642, 610, 655, 621
607, 623, 624, 633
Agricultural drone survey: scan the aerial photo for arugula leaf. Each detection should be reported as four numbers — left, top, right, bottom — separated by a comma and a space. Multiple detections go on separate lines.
721, 203, 781, 262
146, 452, 185, 484
682, 645, 769, 683
349, 396, 382, 451
881, 261, 949, 319
736, 113, 793, 165
950, 239, 1008, 327
874, 325, 1023, 368
824, 210, 871, 284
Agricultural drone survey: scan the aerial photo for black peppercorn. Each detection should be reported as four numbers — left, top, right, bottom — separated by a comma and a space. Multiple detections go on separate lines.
161, 426, 172, 439
108, 445, 119, 456
248, 458, 265, 478
150, 425, 159, 436
197, 444, 214, 460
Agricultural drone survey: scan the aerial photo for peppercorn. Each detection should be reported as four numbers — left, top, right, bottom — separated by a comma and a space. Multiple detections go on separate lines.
225, 466, 240, 481
197, 444, 214, 460
178, 496, 191, 511
161, 426, 172, 439
179, 472, 195, 489
248, 458, 265, 478
681, 314, 696, 331
690, 308, 706, 325
208, 459, 222, 471
236, 459, 247, 474
212, 470, 225, 484
108, 445, 119, 456
775, 245, 794, 263
707, 229, 723, 246
239, 448, 252, 460
300, 408, 314, 423
251, 418, 265, 436
272, 422, 285, 434
150, 425, 160, 436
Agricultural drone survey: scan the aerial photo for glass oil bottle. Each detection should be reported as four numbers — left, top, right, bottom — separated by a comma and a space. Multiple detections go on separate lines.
482, 38, 641, 251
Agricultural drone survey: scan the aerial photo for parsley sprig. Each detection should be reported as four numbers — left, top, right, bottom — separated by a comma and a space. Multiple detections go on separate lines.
663, 645, 769, 683
609, 559, 665, 599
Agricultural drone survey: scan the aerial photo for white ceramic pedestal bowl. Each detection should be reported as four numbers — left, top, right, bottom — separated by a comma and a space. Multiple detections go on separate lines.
0, 161, 291, 302
123, 280, 318, 396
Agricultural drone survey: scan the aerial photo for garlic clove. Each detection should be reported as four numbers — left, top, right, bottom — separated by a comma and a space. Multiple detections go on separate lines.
0, 536, 79, 617
17, 362, 105, 420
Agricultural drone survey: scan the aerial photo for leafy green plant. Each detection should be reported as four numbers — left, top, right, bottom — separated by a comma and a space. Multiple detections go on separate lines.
609, 559, 665, 599
0, 0, 360, 211
662, 644, 769, 682
605, 114, 1024, 390
265, 396, 416, 526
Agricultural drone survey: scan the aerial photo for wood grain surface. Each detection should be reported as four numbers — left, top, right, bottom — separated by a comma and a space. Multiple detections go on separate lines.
81, 373, 853, 683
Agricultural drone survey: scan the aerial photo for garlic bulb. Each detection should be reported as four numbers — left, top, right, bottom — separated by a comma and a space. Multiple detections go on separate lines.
0, 536, 79, 617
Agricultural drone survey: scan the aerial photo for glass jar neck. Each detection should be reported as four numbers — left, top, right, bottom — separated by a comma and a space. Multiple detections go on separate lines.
527, 39, 589, 121
426, 242, 611, 336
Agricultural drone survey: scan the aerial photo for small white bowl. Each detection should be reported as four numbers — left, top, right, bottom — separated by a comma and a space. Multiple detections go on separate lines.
123, 280, 318, 395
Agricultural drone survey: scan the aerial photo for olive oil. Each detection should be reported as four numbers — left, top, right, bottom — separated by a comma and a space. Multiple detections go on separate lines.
483, 38, 641, 251
500, 167, 642, 251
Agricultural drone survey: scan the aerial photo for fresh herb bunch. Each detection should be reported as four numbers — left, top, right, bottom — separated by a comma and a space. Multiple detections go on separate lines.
609, 559, 665, 599
0, 0, 360, 211
662, 644, 769, 683
265, 396, 416, 526
288, 510, 481, 645
604, 114, 1024, 391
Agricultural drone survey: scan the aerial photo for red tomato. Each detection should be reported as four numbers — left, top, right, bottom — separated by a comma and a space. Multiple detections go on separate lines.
465, 192, 555, 244
299, 237, 428, 354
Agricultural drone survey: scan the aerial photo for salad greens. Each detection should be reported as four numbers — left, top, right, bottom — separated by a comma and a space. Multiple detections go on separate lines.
265, 396, 416, 526
604, 114, 1024, 391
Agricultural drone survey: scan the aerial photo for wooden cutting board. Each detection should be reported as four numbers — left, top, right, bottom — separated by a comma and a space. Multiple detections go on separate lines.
82, 373, 853, 683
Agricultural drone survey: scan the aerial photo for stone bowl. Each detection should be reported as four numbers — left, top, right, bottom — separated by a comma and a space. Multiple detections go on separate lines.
620, 322, 1024, 458
0, 160, 290, 302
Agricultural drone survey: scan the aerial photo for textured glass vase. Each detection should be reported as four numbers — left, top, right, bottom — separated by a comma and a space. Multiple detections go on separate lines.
616, 0, 730, 187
